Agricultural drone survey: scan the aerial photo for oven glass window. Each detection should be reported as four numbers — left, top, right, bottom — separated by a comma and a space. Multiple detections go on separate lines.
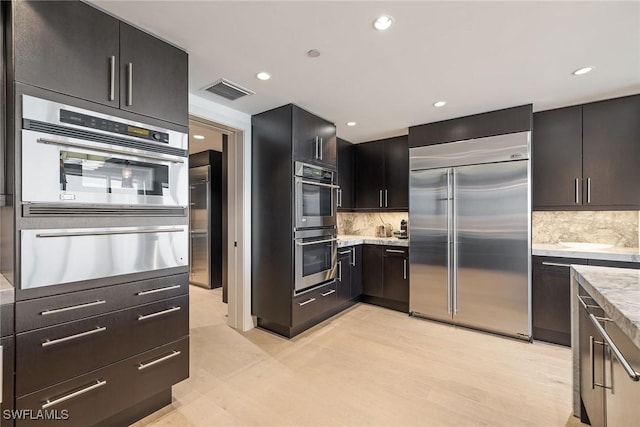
302, 239, 333, 277
60, 151, 169, 196
302, 183, 332, 217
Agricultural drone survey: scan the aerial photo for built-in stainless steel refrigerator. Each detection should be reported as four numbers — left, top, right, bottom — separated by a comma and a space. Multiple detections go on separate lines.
190, 165, 211, 288
409, 132, 531, 339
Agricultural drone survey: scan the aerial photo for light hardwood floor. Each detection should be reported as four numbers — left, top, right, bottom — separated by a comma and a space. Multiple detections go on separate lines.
133, 286, 588, 427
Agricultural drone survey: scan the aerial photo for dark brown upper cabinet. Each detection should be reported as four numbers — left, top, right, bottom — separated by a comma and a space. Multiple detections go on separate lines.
533, 94, 640, 210
292, 105, 336, 168
337, 138, 355, 210
355, 135, 408, 210
12, 1, 188, 126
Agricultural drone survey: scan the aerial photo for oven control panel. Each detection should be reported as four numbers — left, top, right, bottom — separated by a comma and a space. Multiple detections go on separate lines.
60, 109, 169, 143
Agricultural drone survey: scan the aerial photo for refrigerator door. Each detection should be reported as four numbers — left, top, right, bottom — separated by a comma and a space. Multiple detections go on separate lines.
453, 160, 530, 338
409, 167, 452, 321
189, 166, 211, 288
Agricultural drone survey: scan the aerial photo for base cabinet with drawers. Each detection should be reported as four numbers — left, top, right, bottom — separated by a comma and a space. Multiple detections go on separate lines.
362, 245, 409, 312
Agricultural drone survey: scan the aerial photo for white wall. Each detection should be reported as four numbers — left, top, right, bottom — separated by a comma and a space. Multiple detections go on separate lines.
188, 94, 253, 332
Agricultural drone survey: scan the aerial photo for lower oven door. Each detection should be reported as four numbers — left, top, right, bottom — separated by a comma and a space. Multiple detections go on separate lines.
294, 177, 338, 229
294, 233, 337, 293
21, 129, 188, 208
20, 226, 188, 289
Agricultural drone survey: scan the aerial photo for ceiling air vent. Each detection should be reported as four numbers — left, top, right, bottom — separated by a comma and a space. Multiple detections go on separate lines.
204, 78, 254, 101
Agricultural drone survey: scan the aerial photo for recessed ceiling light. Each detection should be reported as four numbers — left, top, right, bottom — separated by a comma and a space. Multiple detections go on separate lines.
347, 122, 357, 127
573, 66, 594, 76
307, 49, 321, 58
256, 71, 271, 81
373, 15, 394, 31
433, 101, 447, 108
193, 134, 205, 140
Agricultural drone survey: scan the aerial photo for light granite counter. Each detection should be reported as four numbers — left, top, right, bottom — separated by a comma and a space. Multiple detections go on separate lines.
338, 235, 409, 248
570, 264, 640, 416
533, 243, 640, 263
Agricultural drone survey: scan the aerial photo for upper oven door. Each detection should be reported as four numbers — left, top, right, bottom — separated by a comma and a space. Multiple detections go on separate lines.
294, 176, 339, 229
22, 129, 188, 207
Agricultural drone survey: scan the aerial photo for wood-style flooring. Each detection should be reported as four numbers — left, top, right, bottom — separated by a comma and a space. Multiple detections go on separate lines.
133, 286, 588, 427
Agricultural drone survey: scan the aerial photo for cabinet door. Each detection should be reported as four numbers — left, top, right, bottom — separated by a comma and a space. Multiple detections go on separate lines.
583, 95, 640, 207
350, 245, 363, 299
292, 106, 319, 163
13, 0, 120, 107
605, 322, 640, 427
532, 256, 587, 346
532, 107, 583, 208
336, 251, 352, 305
317, 118, 337, 167
384, 136, 409, 209
362, 245, 383, 297
337, 139, 354, 210
120, 23, 188, 126
383, 247, 409, 303
355, 141, 385, 208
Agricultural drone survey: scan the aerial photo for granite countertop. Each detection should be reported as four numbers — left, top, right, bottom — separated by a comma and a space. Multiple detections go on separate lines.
533, 243, 640, 263
338, 234, 409, 248
572, 265, 640, 349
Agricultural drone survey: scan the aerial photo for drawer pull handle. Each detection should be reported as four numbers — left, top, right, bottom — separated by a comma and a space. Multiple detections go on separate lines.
541, 262, 573, 268
138, 350, 182, 371
41, 300, 106, 316
42, 380, 107, 409
136, 284, 182, 296
385, 249, 405, 254
338, 250, 352, 255
138, 306, 181, 321
298, 298, 316, 307
321, 289, 336, 297
42, 326, 107, 347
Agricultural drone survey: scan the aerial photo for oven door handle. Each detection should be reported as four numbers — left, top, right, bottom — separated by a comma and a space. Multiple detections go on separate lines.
37, 137, 185, 164
296, 178, 340, 189
295, 238, 338, 246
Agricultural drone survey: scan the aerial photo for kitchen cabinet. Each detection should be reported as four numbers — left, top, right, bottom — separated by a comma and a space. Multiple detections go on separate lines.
605, 321, 640, 427
383, 247, 409, 304
362, 245, 384, 297
533, 94, 640, 210
355, 136, 408, 210
12, 0, 188, 126
350, 245, 363, 299
292, 105, 336, 168
337, 138, 355, 210
361, 244, 409, 312
336, 245, 362, 306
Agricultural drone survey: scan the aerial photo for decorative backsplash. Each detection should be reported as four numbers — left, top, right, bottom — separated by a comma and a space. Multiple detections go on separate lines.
532, 211, 640, 248
337, 212, 408, 236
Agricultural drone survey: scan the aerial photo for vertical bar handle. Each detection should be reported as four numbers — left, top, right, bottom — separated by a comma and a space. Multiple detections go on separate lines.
446, 170, 452, 315
575, 178, 580, 204
452, 169, 458, 314
320, 137, 323, 160
403, 258, 407, 280
338, 260, 342, 281
385, 189, 388, 207
379, 190, 383, 208
590, 335, 596, 389
109, 56, 115, 101
587, 178, 591, 204
351, 247, 356, 267
127, 63, 133, 106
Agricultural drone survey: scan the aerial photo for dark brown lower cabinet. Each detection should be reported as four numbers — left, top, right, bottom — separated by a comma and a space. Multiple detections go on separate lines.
362, 245, 383, 297
362, 244, 409, 312
336, 250, 352, 306
383, 247, 409, 303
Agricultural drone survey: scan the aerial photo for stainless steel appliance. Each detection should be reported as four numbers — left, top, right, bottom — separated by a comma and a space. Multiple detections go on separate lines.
294, 161, 338, 229
189, 165, 211, 288
409, 132, 531, 339
294, 228, 337, 293
21, 225, 188, 289
21, 95, 188, 213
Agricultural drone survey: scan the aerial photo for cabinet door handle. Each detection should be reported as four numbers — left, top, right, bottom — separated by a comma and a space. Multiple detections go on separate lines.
385, 189, 388, 207
403, 259, 407, 280
136, 284, 182, 296
587, 177, 591, 204
138, 350, 181, 371
385, 249, 405, 254
41, 300, 106, 316
338, 250, 352, 255
314, 136, 319, 159
109, 56, 115, 101
351, 247, 356, 267
379, 190, 383, 208
321, 289, 335, 297
320, 137, 323, 160
42, 380, 106, 409
575, 178, 580, 204
338, 260, 342, 281
42, 326, 107, 347
138, 306, 181, 321
298, 298, 316, 307
541, 261, 573, 268
127, 62, 133, 106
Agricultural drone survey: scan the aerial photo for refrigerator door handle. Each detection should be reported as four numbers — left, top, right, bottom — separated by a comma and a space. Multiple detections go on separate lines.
446, 169, 452, 315
452, 169, 458, 315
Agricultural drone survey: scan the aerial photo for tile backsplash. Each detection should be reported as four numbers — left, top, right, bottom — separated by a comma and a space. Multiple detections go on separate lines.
337, 212, 408, 236
532, 211, 640, 248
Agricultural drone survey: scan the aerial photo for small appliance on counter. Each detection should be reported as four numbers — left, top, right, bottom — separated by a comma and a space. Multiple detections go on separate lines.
376, 223, 393, 237
393, 219, 408, 239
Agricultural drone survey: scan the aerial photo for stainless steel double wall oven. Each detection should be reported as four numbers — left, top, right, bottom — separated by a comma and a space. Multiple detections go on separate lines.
19, 95, 189, 291
293, 162, 338, 293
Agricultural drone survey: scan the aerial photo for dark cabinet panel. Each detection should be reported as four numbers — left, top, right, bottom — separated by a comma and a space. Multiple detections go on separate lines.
355, 141, 385, 209
384, 136, 409, 209
337, 138, 354, 210
119, 23, 188, 126
292, 106, 318, 163
350, 245, 363, 299
583, 95, 640, 207
362, 245, 384, 297
1, 337, 15, 427
13, 0, 120, 107
382, 247, 409, 303
318, 118, 337, 167
337, 251, 352, 306
532, 106, 583, 208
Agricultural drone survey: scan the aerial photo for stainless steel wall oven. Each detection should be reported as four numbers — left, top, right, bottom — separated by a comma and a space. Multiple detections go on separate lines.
294, 228, 337, 293
294, 161, 338, 230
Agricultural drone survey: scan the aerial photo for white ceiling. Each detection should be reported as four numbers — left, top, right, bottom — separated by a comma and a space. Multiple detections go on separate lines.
91, 1, 640, 143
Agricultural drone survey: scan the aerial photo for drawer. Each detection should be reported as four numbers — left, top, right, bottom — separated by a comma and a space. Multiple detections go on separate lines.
383, 246, 408, 257
16, 337, 188, 427
16, 294, 188, 396
292, 282, 337, 326
16, 274, 188, 333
